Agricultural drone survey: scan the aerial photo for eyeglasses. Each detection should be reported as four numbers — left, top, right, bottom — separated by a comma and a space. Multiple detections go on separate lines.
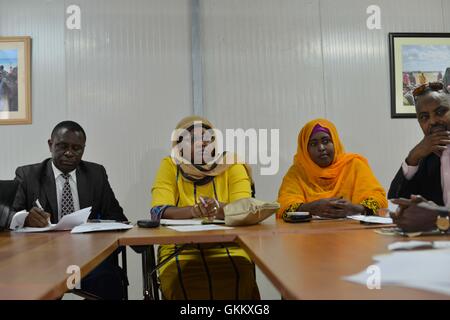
412, 82, 444, 98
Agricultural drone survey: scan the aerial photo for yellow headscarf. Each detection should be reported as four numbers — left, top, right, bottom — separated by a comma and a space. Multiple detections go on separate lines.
277, 119, 387, 217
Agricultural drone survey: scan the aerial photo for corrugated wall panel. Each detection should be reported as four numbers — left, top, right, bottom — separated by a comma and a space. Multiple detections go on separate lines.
64, 0, 192, 213
201, 0, 324, 299
63, 0, 192, 299
320, 0, 445, 189
444, 0, 450, 31
0, 0, 66, 178
201, 0, 324, 203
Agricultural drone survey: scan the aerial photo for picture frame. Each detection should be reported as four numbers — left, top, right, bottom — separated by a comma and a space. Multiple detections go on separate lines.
389, 32, 450, 118
0, 36, 31, 124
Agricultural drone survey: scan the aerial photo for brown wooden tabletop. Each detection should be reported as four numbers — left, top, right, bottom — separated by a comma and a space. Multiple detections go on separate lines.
118, 218, 393, 246
0, 218, 398, 300
0, 231, 121, 300
237, 229, 450, 300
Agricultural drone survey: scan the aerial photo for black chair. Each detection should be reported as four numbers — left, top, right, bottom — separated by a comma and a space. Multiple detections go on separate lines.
71, 247, 129, 300
0, 180, 18, 230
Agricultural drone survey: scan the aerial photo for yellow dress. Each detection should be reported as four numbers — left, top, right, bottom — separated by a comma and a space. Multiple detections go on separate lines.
151, 157, 260, 300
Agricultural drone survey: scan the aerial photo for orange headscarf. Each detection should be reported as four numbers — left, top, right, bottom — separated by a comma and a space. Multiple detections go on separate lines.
277, 119, 387, 217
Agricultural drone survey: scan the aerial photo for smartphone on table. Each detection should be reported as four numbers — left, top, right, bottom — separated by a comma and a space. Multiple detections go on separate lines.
283, 212, 312, 223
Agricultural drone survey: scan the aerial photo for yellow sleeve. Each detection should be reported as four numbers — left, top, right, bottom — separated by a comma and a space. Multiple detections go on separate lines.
351, 158, 388, 210
227, 164, 252, 202
151, 157, 179, 207
277, 165, 306, 218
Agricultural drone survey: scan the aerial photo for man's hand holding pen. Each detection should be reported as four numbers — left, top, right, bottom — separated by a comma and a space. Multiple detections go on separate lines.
24, 200, 51, 228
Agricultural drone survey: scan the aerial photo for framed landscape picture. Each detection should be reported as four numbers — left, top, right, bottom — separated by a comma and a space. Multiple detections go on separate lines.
389, 33, 450, 118
0, 36, 31, 124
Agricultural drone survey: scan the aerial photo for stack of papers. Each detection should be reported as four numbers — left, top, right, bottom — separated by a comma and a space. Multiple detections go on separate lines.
14, 207, 92, 233
71, 222, 133, 234
344, 248, 450, 296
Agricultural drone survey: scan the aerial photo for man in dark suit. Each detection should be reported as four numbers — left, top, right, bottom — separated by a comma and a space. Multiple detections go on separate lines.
388, 82, 450, 232
9, 120, 128, 299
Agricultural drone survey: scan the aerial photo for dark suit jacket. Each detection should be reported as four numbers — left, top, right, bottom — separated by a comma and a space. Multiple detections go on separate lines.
12, 158, 127, 224
388, 153, 444, 206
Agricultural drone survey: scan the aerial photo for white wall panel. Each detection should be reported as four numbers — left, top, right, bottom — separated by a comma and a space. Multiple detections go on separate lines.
320, 0, 445, 189
444, 0, 450, 31
64, 0, 192, 217
201, 0, 325, 205
0, 0, 66, 178
63, 0, 192, 299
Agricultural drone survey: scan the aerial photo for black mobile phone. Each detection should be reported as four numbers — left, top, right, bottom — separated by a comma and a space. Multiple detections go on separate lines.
283, 212, 312, 223
137, 219, 160, 228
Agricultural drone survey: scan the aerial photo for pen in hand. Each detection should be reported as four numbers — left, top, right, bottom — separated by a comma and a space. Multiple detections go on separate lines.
199, 196, 207, 207
35, 199, 44, 211
32, 199, 51, 227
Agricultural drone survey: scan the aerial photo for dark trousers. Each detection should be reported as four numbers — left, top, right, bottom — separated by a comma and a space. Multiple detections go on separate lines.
81, 250, 127, 300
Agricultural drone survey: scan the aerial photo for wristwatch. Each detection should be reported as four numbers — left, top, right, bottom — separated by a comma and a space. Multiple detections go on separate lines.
436, 209, 450, 233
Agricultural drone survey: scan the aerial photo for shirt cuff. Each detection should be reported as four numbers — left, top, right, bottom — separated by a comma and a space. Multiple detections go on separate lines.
360, 198, 381, 215
9, 210, 28, 230
401, 160, 419, 180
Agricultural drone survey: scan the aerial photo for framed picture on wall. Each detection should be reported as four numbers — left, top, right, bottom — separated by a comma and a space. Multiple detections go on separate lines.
389, 33, 450, 118
0, 36, 31, 124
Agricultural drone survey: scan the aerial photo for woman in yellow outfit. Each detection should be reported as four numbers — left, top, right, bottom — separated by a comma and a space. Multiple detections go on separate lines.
278, 119, 387, 219
151, 116, 260, 300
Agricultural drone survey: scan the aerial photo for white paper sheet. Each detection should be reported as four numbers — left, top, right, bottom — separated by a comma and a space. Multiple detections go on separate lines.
166, 225, 233, 232
71, 222, 133, 234
348, 214, 393, 224
388, 241, 433, 251
388, 200, 399, 213
14, 207, 92, 233
160, 218, 225, 226
344, 248, 450, 296
433, 241, 450, 249
312, 216, 335, 220
388, 240, 450, 251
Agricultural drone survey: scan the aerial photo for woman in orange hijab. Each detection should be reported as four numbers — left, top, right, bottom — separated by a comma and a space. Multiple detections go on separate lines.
277, 119, 387, 219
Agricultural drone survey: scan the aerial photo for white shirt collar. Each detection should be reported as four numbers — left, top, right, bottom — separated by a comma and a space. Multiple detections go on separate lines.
51, 161, 77, 181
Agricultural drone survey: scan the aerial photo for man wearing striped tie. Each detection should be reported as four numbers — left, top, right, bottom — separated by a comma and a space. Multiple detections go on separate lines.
8, 120, 128, 299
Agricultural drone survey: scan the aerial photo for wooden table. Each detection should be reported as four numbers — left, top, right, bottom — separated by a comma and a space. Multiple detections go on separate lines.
237, 229, 450, 299
0, 218, 411, 300
118, 218, 391, 246
118, 218, 393, 299
0, 231, 121, 299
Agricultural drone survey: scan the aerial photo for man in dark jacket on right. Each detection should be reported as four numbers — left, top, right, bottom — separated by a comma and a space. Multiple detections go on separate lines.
389, 82, 450, 232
